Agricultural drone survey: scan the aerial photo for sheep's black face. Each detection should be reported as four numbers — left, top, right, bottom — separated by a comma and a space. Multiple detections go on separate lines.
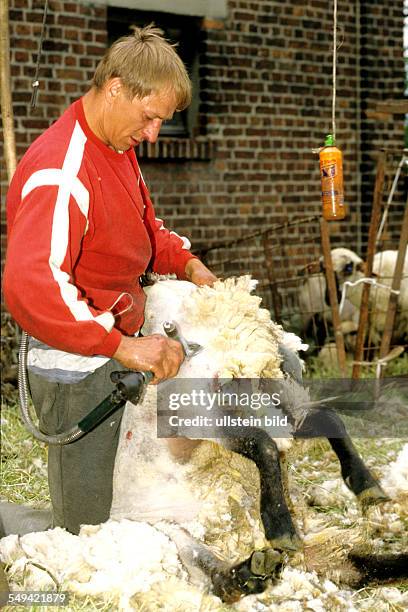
338, 259, 365, 284
343, 261, 355, 276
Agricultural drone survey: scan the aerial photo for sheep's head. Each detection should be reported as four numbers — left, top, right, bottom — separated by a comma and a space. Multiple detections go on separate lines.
330, 248, 365, 286
299, 248, 365, 280
142, 276, 285, 380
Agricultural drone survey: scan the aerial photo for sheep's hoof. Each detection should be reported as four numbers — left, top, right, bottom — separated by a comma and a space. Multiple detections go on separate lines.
212, 548, 283, 604
357, 484, 390, 509
268, 532, 302, 552
250, 548, 283, 576
211, 569, 266, 604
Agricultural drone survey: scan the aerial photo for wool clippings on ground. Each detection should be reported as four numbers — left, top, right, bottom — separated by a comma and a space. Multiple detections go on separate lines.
1, 440, 407, 611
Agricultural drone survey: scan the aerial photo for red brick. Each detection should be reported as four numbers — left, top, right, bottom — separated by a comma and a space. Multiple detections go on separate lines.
10, 37, 37, 50
22, 118, 51, 130
55, 69, 83, 80
63, 2, 78, 12
15, 24, 32, 36
64, 28, 81, 41
57, 15, 85, 28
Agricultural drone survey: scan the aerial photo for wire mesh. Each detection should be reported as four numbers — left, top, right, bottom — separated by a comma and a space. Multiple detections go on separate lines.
197, 207, 407, 374
198, 216, 335, 358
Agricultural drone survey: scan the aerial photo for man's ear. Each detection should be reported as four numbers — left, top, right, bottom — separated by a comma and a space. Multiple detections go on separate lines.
105, 78, 123, 102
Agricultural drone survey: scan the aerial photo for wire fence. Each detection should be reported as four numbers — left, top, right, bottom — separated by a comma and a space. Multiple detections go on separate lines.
197, 207, 407, 373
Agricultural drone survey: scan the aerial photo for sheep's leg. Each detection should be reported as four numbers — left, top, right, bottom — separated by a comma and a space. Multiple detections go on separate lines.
295, 409, 389, 508
159, 522, 283, 604
226, 429, 301, 551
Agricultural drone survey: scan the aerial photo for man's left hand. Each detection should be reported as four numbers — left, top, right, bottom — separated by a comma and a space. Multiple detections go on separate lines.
184, 259, 218, 286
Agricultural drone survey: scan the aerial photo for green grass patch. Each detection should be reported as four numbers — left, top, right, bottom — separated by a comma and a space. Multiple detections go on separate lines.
305, 353, 408, 379
1, 400, 49, 507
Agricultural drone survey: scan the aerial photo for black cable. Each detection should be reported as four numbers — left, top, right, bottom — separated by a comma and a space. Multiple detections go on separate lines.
31, 0, 49, 109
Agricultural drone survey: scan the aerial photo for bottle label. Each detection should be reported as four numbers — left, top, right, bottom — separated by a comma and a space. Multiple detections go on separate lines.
321, 163, 337, 178
322, 189, 343, 199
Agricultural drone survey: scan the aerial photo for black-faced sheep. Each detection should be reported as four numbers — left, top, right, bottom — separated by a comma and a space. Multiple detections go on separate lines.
298, 247, 408, 360
341, 249, 408, 348
110, 277, 388, 601
0, 277, 394, 606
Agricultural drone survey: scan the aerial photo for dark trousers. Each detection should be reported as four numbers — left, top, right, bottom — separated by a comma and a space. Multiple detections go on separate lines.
28, 360, 126, 535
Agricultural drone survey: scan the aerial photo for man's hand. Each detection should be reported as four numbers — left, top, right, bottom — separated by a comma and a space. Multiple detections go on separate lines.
185, 259, 218, 286
113, 335, 184, 384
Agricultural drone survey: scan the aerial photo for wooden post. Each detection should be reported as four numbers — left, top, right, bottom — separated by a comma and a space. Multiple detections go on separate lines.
379, 200, 408, 361
0, 0, 17, 181
320, 218, 347, 376
262, 233, 282, 323
352, 151, 386, 379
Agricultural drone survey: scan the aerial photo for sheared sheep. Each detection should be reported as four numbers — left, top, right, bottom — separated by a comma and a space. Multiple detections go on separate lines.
109, 276, 388, 601
0, 277, 392, 605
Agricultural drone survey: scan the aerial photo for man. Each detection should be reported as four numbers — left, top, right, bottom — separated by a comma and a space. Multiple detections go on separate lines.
3, 25, 216, 535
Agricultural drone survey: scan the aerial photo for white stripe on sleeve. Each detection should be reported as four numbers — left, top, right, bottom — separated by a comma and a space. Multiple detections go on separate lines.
21, 121, 114, 334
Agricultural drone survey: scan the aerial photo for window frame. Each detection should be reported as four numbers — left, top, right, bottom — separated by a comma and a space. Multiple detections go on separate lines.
91, 0, 227, 19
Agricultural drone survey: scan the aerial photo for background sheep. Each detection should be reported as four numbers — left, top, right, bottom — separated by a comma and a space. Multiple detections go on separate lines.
297, 247, 407, 363
296, 248, 362, 357
342, 249, 408, 348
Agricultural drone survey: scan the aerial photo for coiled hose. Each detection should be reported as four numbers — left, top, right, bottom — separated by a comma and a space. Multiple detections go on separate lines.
18, 331, 87, 445
18, 331, 152, 445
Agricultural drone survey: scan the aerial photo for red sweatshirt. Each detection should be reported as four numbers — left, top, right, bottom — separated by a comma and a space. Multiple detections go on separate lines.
4, 98, 196, 358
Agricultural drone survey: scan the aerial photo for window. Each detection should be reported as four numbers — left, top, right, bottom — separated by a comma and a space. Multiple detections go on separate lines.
102, 0, 226, 19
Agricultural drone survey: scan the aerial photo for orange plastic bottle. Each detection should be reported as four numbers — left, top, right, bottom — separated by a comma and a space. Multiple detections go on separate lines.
319, 134, 346, 221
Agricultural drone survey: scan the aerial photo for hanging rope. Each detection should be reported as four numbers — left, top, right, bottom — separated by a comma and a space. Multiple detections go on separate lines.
332, 0, 337, 142
31, 0, 49, 108
312, 0, 342, 153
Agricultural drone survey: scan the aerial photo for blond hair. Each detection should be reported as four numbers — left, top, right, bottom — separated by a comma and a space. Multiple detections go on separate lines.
93, 24, 192, 110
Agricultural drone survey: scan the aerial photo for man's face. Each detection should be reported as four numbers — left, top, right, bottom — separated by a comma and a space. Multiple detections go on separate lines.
103, 84, 177, 152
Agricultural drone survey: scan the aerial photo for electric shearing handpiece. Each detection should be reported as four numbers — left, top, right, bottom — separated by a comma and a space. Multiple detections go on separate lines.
19, 320, 202, 444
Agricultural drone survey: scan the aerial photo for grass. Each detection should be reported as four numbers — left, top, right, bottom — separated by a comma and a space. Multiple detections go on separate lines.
305, 352, 408, 379
1, 399, 49, 507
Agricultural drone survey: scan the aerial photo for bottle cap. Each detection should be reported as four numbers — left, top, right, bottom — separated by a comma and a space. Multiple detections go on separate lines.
324, 134, 335, 146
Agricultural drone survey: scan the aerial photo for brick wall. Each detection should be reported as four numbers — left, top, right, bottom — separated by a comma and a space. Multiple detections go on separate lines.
141, 0, 405, 300
1, 0, 107, 257
359, 0, 406, 249
1, 0, 405, 307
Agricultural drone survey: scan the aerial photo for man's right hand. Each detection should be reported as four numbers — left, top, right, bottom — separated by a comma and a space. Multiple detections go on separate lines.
113, 335, 184, 383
